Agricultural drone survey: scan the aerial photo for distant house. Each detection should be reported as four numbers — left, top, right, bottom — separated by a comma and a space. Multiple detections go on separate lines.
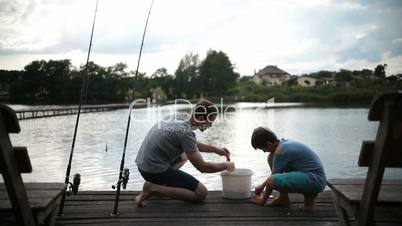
297, 76, 318, 87
253, 65, 290, 86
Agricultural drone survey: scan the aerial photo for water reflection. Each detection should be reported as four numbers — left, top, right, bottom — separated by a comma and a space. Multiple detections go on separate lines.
4, 104, 402, 191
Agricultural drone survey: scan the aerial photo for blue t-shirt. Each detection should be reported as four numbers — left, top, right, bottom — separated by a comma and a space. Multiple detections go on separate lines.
273, 139, 326, 185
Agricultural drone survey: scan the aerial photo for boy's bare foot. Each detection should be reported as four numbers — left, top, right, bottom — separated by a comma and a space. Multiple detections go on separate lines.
302, 193, 317, 211
135, 182, 152, 208
264, 197, 290, 207
251, 194, 266, 205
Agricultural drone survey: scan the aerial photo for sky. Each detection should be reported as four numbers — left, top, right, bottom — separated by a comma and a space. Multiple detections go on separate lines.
1, 0, 402, 76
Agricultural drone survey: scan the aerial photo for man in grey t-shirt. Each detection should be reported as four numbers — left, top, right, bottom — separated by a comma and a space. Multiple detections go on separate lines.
135, 99, 235, 207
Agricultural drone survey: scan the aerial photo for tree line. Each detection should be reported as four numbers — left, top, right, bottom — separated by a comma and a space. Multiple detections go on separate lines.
0, 49, 401, 105
0, 50, 239, 104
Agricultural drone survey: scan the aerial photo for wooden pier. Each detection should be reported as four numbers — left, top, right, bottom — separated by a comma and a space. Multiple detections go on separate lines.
56, 190, 339, 226
55, 190, 402, 226
14, 103, 147, 120
12, 100, 306, 121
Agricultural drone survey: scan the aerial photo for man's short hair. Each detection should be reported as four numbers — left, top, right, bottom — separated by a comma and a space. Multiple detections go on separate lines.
251, 127, 278, 149
193, 98, 218, 121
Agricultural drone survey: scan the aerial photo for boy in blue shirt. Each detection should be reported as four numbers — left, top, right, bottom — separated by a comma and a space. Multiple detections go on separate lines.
250, 127, 326, 210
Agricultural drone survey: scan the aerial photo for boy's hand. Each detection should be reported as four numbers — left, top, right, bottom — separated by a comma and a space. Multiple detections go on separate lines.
254, 184, 265, 196
224, 161, 235, 172
216, 147, 231, 161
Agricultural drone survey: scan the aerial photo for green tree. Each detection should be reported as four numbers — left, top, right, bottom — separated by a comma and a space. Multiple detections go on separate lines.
361, 69, 373, 78
374, 64, 387, 78
124, 71, 149, 99
107, 62, 129, 78
335, 69, 353, 84
315, 70, 334, 78
151, 68, 174, 99
9, 59, 72, 103
1, 70, 23, 100
174, 52, 200, 98
82, 62, 131, 103
286, 77, 298, 86
198, 50, 239, 96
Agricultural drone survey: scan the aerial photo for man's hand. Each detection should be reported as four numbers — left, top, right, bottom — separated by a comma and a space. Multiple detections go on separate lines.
215, 147, 231, 161
224, 162, 235, 172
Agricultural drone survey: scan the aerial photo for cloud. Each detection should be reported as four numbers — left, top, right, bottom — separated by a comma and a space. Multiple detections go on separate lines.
0, 0, 401, 75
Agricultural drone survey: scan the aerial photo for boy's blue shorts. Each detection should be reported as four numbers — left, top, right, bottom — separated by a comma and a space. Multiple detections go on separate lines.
271, 172, 324, 194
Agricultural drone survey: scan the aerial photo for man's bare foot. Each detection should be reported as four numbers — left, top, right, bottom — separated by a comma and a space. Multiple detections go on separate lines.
135, 182, 152, 207
264, 197, 290, 207
135, 193, 147, 207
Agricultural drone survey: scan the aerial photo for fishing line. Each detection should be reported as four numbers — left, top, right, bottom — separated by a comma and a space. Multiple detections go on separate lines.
111, 0, 155, 216
58, 0, 99, 216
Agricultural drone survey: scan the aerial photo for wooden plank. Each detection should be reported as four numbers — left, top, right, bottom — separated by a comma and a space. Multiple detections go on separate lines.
328, 178, 402, 185
327, 184, 402, 204
0, 182, 68, 190
13, 146, 32, 173
56, 220, 341, 226
56, 216, 340, 223
48, 190, 335, 198
0, 183, 65, 223
60, 202, 336, 211
60, 191, 333, 201
359, 140, 402, 167
0, 189, 66, 209
358, 140, 375, 167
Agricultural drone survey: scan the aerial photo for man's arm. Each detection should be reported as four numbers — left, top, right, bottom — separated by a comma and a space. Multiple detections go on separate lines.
185, 151, 234, 173
197, 141, 230, 160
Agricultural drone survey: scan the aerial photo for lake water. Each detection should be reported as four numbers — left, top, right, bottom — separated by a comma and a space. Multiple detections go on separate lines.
4, 103, 402, 191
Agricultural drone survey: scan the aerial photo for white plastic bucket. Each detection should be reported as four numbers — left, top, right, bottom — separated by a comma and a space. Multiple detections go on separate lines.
221, 168, 253, 199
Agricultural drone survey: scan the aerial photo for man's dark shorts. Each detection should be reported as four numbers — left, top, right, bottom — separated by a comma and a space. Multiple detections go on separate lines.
138, 167, 200, 192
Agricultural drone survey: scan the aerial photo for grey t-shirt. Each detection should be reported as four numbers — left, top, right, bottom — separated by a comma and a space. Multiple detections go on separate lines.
135, 113, 198, 173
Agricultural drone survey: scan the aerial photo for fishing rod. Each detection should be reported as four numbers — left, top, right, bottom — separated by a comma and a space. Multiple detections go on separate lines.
111, 0, 154, 216
58, 0, 99, 216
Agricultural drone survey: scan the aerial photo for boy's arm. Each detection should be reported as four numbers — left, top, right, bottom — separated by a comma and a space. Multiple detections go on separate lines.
252, 177, 274, 205
255, 178, 269, 196
271, 152, 286, 174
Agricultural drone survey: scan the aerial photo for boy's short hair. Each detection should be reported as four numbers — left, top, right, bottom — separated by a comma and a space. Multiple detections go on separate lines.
251, 127, 278, 149
192, 98, 218, 121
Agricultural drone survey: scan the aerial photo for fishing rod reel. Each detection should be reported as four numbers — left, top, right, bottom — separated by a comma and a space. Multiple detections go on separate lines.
66, 173, 81, 196
112, 168, 130, 190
